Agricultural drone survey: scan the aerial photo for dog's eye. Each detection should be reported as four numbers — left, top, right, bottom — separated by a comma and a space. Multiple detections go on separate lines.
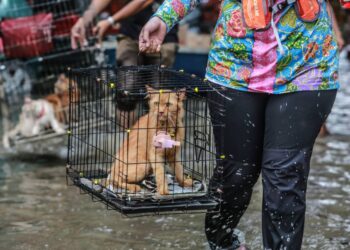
165, 102, 172, 107
153, 101, 159, 106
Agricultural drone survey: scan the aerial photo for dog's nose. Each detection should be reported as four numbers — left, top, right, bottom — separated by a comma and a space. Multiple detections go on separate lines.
159, 112, 164, 116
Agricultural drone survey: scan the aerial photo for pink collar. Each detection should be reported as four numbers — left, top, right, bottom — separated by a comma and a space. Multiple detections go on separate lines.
36, 103, 46, 119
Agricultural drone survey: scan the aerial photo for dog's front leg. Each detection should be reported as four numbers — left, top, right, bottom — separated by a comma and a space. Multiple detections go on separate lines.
149, 148, 168, 195
50, 117, 65, 134
168, 150, 193, 187
2, 125, 20, 148
32, 122, 40, 136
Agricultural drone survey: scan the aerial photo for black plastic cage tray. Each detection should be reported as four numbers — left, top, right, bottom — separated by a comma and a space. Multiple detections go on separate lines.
68, 169, 218, 215
66, 65, 226, 215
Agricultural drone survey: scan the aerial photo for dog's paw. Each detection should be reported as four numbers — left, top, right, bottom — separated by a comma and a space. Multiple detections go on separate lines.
55, 127, 65, 134
3, 137, 11, 149
183, 178, 194, 187
157, 186, 169, 196
129, 184, 142, 193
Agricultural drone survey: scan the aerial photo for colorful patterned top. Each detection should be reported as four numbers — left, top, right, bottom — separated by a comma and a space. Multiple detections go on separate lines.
154, 0, 339, 94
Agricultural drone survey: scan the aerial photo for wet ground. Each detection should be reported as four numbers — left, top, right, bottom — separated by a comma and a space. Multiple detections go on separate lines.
0, 53, 349, 250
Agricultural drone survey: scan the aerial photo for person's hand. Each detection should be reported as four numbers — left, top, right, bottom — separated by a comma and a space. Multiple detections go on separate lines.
139, 17, 167, 53
93, 19, 112, 45
71, 18, 87, 50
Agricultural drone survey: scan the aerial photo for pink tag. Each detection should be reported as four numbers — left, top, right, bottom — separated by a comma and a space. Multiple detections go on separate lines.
153, 131, 180, 149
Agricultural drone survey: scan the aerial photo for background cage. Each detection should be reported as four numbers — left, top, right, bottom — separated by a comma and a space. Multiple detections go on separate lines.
66, 65, 226, 215
0, 0, 91, 59
0, 0, 102, 157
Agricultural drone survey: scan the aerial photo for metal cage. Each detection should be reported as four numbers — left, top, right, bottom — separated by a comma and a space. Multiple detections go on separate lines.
0, 0, 91, 60
66, 65, 226, 215
0, 0, 101, 157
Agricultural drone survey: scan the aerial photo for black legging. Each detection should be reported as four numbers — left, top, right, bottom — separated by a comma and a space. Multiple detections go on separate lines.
206, 85, 337, 250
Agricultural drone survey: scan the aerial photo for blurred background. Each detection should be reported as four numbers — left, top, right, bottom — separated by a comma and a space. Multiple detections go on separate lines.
0, 0, 349, 249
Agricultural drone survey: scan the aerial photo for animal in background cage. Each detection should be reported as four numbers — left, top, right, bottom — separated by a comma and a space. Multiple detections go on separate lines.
107, 86, 193, 195
1, 73, 76, 149
67, 66, 226, 215
2, 97, 65, 148
45, 74, 80, 123
0, 0, 99, 157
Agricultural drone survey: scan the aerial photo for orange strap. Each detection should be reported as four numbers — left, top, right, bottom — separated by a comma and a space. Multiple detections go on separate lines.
295, 0, 320, 22
242, 0, 272, 30
241, 0, 321, 30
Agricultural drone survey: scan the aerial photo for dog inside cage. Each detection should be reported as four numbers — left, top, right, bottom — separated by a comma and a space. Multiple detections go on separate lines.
67, 66, 226, 215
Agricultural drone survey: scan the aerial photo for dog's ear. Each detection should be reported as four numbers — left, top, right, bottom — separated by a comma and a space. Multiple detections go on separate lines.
58, 73, 66, 81
145, 85, 156, 94
24, 96, 32, 104
177, 88, 186, 101
145, 85, 156, 99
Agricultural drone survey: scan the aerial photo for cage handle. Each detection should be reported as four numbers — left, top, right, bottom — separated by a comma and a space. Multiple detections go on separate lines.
137, 51, 163, 67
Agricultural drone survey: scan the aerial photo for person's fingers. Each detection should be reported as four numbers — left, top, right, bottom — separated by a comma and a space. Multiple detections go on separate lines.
150, 40, 158, 54
143, 28, 150, 48
139, 29, 150, 52
71, 28, 82, 49
148, 40, 154, 53
71, 33, 78, 49
92, 25, 98, 36
139, 29, 145, 50
156, 43, 161, 53
79, 26, 86, 48
139, 43, 145, 52
71, 19, 84, 49
98, 26, 104, 45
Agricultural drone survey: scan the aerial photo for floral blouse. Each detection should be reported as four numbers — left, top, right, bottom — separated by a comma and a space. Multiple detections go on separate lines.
154, 0, 339, 94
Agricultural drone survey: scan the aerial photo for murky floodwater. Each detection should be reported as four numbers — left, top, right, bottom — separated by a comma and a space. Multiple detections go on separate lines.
1, 53, 350, 250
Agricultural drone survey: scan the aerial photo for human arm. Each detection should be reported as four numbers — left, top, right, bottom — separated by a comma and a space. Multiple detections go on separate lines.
71, 0, 111, 49
139, 0, 199, 53
327, 1, 345, 50
93, 0, 155, 44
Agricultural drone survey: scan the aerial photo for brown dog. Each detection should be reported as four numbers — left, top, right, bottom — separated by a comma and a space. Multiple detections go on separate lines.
45, 74, 79, 124
108, 86, 193, 195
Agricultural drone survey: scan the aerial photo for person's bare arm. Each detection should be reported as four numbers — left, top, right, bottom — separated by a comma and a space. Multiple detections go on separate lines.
327, 1, 345, 50
71, 0, 111, 49
94, 0, 155, 43
82, 0, 112, 24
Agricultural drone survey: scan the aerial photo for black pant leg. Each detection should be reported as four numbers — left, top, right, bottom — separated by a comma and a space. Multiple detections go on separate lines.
205, 86, 267, 249
262, 90, 337, 250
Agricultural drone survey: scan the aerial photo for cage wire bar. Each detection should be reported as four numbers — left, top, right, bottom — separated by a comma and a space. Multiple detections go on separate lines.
0, 0, 100, 156
67, 65, 226, 215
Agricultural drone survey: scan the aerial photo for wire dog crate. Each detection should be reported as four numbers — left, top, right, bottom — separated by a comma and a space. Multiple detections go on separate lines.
0, 0, 100, 157
66, 65, 226, 215
0, 0, 90, 60
0, 51, 98, 155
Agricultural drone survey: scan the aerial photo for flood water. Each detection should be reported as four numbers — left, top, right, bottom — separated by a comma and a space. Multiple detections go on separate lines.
1, 53, 350, 250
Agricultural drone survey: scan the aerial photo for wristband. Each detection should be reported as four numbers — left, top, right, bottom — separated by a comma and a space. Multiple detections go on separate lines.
107, 16, 115, 26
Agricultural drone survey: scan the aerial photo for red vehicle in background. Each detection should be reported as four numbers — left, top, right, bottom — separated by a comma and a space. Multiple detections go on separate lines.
340, 0, 350, 9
